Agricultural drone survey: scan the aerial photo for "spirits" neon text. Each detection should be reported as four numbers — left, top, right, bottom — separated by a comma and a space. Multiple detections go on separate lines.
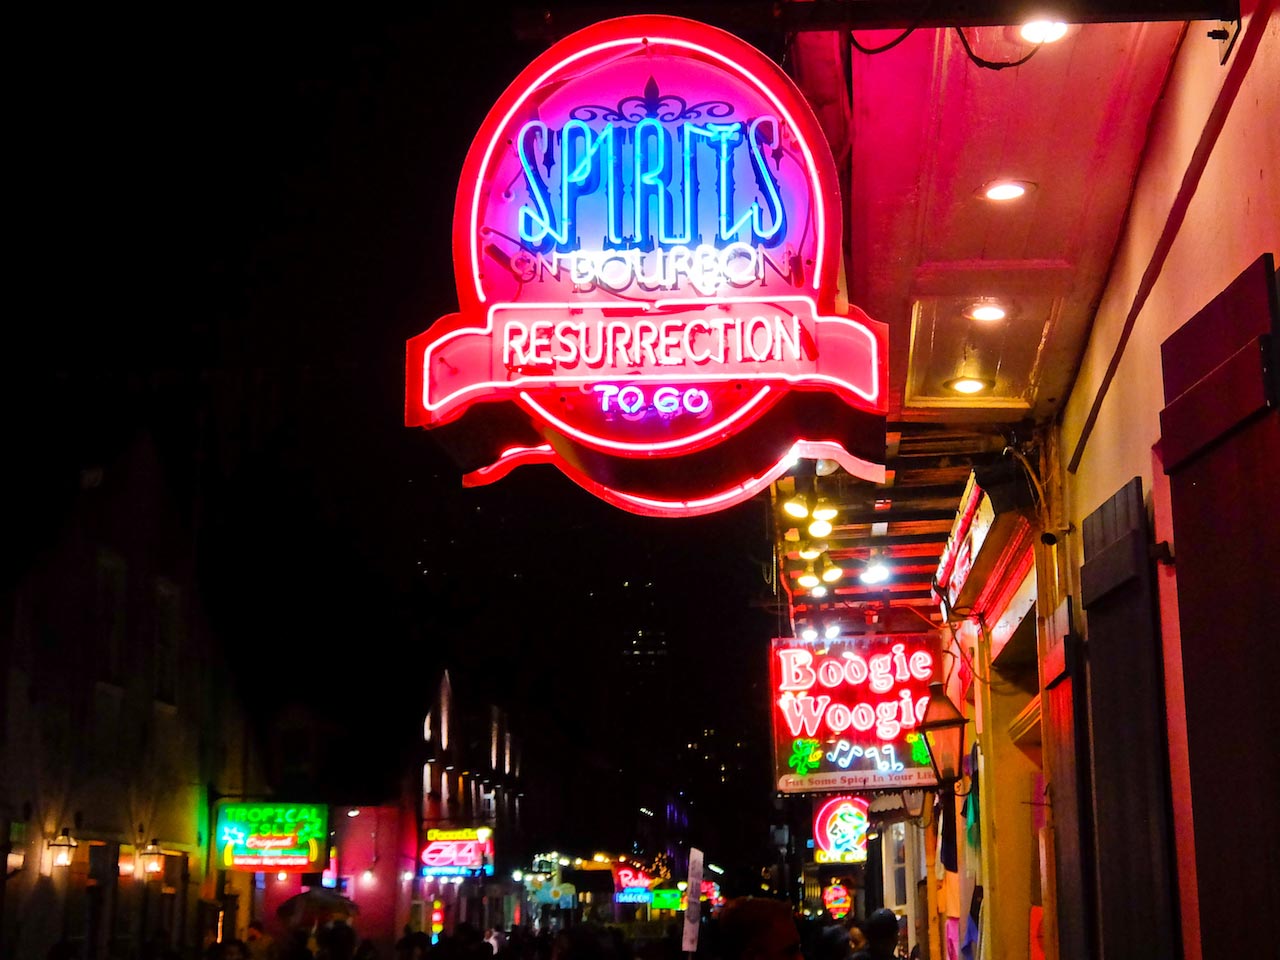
517, 116, 787, 254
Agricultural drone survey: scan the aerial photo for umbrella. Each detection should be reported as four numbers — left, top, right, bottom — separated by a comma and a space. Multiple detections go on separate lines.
275, 888, 359, 926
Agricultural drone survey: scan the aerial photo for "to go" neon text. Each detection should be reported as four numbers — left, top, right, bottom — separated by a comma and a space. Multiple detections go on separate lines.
593, 384, 711, 417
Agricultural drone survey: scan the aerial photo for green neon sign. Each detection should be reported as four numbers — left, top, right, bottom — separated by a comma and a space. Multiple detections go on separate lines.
214, 802, 329, 873
651, 889, 683, 910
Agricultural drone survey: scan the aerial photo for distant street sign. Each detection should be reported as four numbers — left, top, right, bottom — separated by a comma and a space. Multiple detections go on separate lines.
683, 847, 704, 953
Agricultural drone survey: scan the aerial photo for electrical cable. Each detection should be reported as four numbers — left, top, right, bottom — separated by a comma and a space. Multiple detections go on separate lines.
953, 27, 1041, 71
849, 1, 933, 55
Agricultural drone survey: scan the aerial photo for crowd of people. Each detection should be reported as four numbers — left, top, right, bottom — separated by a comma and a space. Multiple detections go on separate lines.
191, 899, 910, 960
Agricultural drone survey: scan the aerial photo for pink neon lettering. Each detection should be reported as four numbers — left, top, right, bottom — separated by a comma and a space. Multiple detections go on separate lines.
245, 835, 297, 850
777, 649, 815, 690
875, 701, 901, 740
607, 321, 632, 367
745, 315, 770, 361
826, 702, 852, 733
843, 655, 868, 684
659, 321, 683, 364
850, 703, 875, 732
817, 659, 844, 688
554, 322, 579, 365
898, 690, 918, 729
504, 324, 530, 367
635, 319, 659, 366
868, 653, 894, 693
909, 650, 933, 680
531, 321, 553, 362
778, 693, 831, 736
684, 320, 712, 362
892, 643, 910, 681
617, 868, 650, 888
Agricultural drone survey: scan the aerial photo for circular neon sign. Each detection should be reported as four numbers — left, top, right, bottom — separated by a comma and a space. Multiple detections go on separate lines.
405, 16, 887, 516
813, 795, 869, 864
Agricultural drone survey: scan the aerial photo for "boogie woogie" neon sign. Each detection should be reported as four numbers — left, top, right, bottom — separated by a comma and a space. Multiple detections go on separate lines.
404, 17, 888, 516
770, 636, 940, 793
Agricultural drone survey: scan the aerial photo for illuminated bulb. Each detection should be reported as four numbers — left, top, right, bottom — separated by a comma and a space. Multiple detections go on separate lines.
1020, 20, 1069, 43
782, 495, 810, 519
801, 625, 819, 642
981, 180, 1032, 201
811, 498, 838, 521
798, 541, 824, 561
860, 561, 890, 585
346, 809, 360, 817
808, 518, 833, 538
824, 623, 841, 640
278, 872, 288, 882
966, 302, 1006, 322
810, 584, 829, 598
798, 563, 820, 589
362, 869, 376, 885
946, 376, 993, 395
820, 555, 843, 583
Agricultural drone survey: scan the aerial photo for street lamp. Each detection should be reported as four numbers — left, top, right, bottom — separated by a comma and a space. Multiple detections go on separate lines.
49, 828, 78, 869
918, 682, 968, 788
139, 839, 165, 879
900, 789, 928, 820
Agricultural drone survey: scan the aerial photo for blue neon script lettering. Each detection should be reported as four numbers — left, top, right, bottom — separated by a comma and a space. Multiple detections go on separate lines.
516, 115, 787, 253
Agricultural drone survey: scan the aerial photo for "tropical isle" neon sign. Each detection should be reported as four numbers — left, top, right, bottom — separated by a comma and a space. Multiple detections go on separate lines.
405, 16, 888, 517
214, 803, 329, 873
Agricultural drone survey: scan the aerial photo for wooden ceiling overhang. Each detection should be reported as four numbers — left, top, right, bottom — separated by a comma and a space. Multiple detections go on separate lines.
774, 16, 1186, 636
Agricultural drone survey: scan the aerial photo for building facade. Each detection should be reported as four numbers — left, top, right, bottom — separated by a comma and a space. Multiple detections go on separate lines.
2, 436, 270, 960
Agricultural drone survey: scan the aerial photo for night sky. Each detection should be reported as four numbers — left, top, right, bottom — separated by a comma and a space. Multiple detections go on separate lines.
16, 7, 788, 867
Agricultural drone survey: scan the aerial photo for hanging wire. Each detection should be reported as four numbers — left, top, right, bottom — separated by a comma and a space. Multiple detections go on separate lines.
850, 24, 919, 56
953, 27, 1042, 70
848, 0, 934, 55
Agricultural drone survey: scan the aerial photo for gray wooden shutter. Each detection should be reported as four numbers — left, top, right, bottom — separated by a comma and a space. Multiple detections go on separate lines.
1081, 476, 1179, 959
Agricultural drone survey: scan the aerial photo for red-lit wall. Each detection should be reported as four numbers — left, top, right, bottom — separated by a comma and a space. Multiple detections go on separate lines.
334, 806, 418, 956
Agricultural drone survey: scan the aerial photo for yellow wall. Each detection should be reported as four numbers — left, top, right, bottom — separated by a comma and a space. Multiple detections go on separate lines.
1060, 7, 1278, 531
1054, 7, 1277, 956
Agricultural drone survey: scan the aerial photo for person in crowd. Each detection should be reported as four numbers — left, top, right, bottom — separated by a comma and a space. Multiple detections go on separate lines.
317, 921, 358, 960
717, 898, 802, 960
810, 923, 852, 960
354, 938, 380, 960
248, 921, 278, 960
846, 924, 867, 955
850, 909, 898, 960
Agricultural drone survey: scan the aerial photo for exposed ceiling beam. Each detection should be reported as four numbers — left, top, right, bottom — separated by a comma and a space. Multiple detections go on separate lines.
515, 2, 1239, 39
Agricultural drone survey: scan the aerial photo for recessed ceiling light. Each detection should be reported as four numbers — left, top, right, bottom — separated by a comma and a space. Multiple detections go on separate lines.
980, 179, 1035, 201
1020, 20, 1069, 44
945, 376, 995, 395
966, 302, 1007, 322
